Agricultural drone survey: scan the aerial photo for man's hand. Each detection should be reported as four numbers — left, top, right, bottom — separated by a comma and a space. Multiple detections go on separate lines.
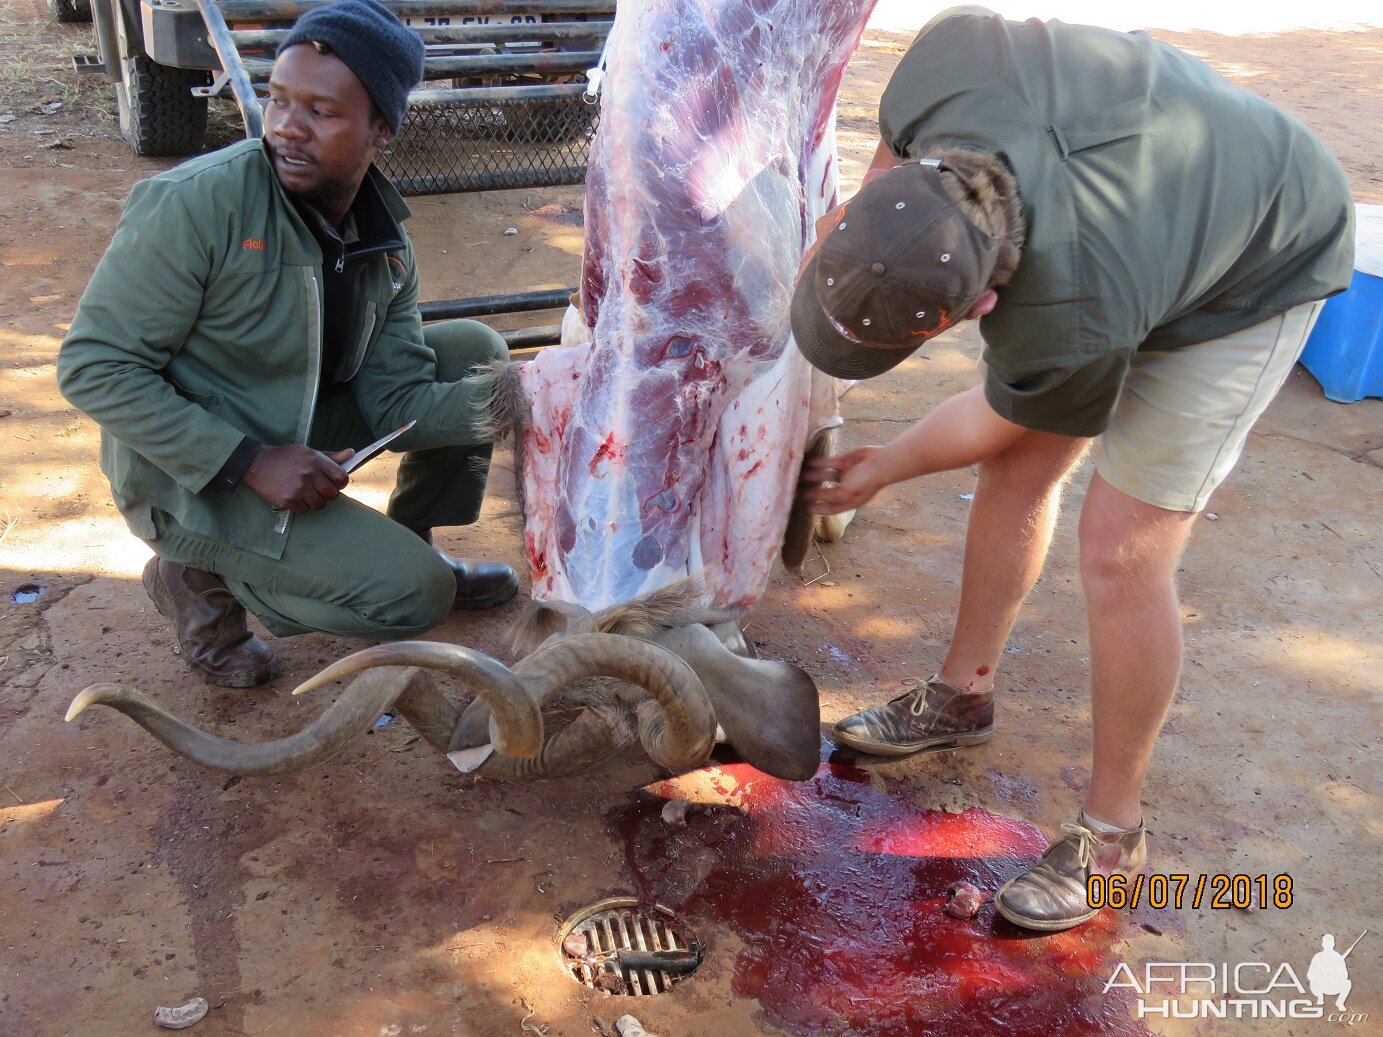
800, 446, 889, 515
798, 388, 1043, 516
242, 444, 354, 513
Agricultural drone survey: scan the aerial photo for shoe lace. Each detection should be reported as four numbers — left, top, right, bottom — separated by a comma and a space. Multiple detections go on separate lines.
900, 674, 940, 716
1056, 821, 1101, 870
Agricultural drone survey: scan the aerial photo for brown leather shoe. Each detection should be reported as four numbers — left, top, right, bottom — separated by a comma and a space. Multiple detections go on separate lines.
142, 557, 276, 687
830, 675, 993, 756
994, 813, 1148, 931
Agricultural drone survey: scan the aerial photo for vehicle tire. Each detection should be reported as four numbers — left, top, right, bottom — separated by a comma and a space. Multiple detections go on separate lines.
49, 0, 92, 22
116, 52, 208, 156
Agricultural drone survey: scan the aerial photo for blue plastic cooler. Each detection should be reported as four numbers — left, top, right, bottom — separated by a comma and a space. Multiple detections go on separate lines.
1299, 204, 1383, 403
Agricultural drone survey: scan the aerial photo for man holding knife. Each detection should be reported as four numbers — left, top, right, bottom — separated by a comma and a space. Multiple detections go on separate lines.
59, 0, 517, 688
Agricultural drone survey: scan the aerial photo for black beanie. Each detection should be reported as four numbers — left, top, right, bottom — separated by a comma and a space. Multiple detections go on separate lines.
279, 0, 424, 134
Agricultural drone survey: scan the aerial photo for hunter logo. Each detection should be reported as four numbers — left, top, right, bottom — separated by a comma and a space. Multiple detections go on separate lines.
1105, 931, 1369, 1023
242, 237, 265, 251
1309, 933, 1362, 1012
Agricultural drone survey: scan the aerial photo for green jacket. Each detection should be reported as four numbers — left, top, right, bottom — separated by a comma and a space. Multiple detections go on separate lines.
879, 7, 1355, 436
58, 139, 492, 558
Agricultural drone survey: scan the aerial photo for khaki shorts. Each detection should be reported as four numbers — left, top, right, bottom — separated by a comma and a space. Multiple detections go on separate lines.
1096, 300, 1324, 513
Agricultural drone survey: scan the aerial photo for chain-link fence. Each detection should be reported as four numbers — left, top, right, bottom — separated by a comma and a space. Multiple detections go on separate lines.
380, 89, 599, 195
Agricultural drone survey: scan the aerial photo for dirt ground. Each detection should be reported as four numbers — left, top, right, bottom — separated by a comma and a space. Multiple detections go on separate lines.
1, 2, 1380, 1035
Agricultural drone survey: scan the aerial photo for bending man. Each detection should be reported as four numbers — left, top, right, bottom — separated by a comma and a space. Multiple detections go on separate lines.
793, 7, 1353, 931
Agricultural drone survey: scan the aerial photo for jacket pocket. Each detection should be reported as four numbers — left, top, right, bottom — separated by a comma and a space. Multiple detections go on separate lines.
169, 380, 225, 412
338, 300, 377, 383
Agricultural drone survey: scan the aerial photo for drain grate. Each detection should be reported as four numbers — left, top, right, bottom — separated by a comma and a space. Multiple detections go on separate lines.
558, 897, 701, 997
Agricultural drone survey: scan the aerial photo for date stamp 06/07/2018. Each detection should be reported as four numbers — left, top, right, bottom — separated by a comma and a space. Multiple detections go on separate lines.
1087, 873, 1295, 911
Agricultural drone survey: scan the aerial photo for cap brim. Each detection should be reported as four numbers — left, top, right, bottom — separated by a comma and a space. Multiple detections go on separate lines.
790, 253, 925, 381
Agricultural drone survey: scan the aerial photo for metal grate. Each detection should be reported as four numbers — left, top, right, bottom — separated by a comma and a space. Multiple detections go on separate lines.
379, 91, 599, 195
558, 898, 701, 997
205, 1, 613, 196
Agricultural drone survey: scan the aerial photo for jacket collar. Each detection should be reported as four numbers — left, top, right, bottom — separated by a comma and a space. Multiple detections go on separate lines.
292, 174, 406, 263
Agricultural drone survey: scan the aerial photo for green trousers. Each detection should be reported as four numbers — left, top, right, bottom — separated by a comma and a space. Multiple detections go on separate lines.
150, 319, 508, 640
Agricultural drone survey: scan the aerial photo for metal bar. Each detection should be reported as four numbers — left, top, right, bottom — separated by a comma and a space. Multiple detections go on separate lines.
419, 288, 574, 321
408, 81, 588, 104
217, 0, 615, 19
195, 0, 264, 137
92, 0, 120, 83
497, 325, 562, 350
71, 53, 109, 76
420, 49, 600, 77
241, 49, 599, 80
387, 165, 588, 194
223, 53, 592, 106
229, 20, 612, 48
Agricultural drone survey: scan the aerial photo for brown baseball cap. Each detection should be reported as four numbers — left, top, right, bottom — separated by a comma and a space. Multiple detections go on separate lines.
792, 158, 1003, 380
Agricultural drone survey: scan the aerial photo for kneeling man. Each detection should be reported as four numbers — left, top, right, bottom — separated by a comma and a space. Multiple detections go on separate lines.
59, 0, 518, 687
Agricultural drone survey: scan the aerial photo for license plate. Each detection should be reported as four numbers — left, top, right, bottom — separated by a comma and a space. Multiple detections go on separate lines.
402, 14, 540, 27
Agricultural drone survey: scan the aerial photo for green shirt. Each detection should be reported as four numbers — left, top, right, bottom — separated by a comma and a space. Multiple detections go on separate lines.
879, 7, 1355, 436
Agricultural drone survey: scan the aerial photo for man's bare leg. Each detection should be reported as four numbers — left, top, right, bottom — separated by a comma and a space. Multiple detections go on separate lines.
994, 473, 1197, 930
938, 432, 1091, 690
1077, 473, 1198, 829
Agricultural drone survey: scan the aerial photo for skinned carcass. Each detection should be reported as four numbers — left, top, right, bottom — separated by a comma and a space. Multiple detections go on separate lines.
67, 0, 877, 785
514, 0, 870, 609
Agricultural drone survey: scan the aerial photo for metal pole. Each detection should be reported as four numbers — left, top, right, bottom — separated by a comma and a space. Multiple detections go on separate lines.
217, 0, 613, 18
194, 0, 264, 139
498, 324, 563, 350
230, 20, 614, 49
241, 51, 600, 82
407, 82, 589, 105
418, 287, 576, 321
92, 0, 121, 83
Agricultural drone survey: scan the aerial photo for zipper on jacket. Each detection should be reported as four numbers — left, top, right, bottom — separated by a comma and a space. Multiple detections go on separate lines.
342, 303, 377, 383
276, 269, 325, 536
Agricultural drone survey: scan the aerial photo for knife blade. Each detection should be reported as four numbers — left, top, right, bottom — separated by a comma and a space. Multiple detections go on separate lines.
342, 419, 416, 474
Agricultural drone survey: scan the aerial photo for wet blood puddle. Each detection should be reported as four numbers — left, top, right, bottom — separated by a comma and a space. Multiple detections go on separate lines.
608, 755, 1150, 1036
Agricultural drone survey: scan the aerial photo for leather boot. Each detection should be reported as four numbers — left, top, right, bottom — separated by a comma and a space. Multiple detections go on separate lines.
142, 557, 276, 687
412, 528, 520, 610
994, 812, 1148, 931
830, 674, 993, 756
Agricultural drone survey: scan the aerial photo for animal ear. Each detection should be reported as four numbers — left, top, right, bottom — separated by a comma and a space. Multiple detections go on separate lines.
652, 624, 822, 781
510, 600, 588, 657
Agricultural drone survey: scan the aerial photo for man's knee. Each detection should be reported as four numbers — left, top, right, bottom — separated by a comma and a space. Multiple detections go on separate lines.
424, 319, 509, 382
1078, 478, 1195, 595
1078, 520, 1137, 593
350, 548, 456, 639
